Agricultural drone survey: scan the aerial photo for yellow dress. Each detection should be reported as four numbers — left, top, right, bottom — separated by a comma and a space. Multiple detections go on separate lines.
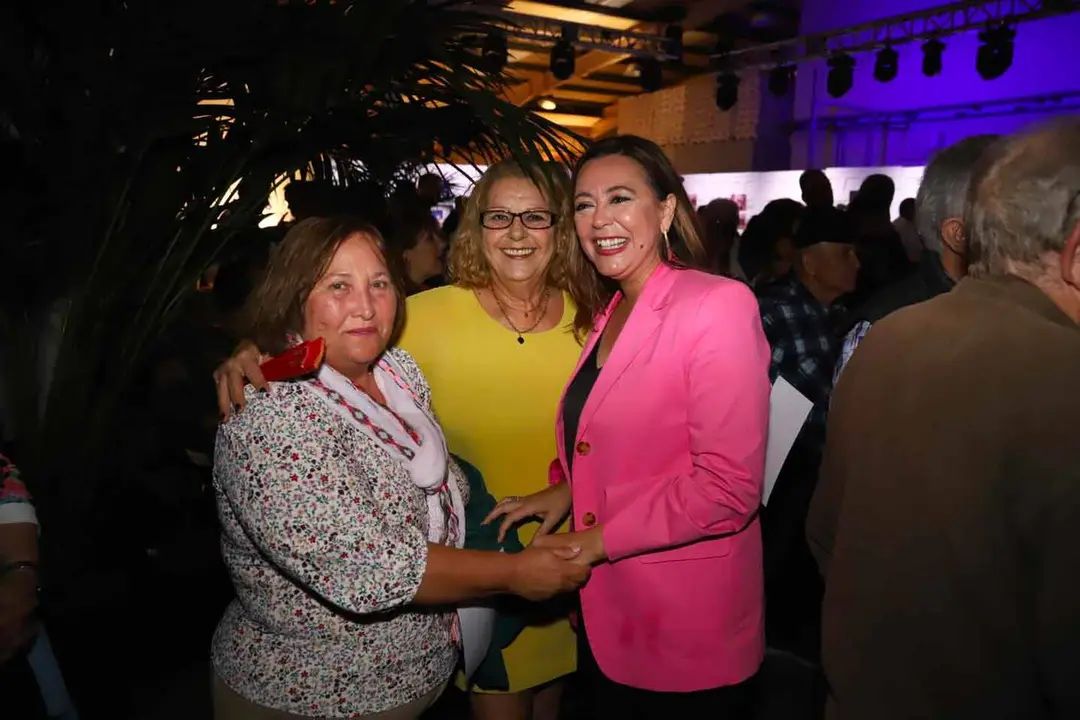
398, 285, 580, 693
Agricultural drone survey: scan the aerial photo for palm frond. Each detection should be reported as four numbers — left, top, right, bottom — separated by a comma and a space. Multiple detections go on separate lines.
0, 0, 588, 554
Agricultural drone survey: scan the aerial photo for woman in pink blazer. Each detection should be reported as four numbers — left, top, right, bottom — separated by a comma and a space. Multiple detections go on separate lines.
489, 135, 770, 718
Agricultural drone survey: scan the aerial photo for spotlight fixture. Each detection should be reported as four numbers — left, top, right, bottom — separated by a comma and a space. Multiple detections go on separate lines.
827, 54, 855, 98
550, 42, 575, 80
874, 46, 899, 82
482, 32, 508, 73
538, 97, 557, 111
639, 58, 663, 93
767, 65, 794, 97
922, 38, 945, 77
550, 24, 578, 81
976, 24, 1015, 80
715, 72, 740, 111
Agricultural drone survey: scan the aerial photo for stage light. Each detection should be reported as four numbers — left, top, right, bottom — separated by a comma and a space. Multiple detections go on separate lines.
874, 46, 898, 82
768, 65, 794, 97
639, 58, 663, 93
827, 54, 855, 98
538, 98, 557, 111
922, 38, 944, 77
550, 42, 575, 80
977, 24, 1015, 80
482, 32, 508, 73
715, 72, 740, 111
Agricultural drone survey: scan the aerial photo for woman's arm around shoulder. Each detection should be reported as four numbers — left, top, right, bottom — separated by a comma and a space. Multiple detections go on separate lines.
602, 280, 771, 561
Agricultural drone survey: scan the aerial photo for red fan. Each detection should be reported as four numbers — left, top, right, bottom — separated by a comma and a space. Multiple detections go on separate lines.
259, 338, 326, 381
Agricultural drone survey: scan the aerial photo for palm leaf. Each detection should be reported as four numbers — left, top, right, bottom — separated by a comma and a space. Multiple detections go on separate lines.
0, 0, 586, 565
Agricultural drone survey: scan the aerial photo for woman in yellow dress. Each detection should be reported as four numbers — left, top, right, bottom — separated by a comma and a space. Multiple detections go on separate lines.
214, 159, 602, 720
399, 159, 600, 720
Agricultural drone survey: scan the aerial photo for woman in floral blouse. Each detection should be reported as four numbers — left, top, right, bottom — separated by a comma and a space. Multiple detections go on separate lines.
211, 217, 590, 720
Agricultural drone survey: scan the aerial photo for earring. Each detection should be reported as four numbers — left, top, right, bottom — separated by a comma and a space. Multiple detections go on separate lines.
662, 229, 674, 262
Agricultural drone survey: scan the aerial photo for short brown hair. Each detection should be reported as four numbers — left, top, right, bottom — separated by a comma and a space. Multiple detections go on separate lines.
241, 216, 406, 356
569, 135, 707, 336
447, 159, 602, 340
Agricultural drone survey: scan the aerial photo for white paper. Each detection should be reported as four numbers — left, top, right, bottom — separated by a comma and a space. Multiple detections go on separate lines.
458, 605, 498, 680
763, 377, 814, 506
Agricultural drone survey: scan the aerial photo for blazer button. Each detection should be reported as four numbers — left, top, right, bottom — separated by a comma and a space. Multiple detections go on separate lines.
582, 512, 596, 527
576, 441, 591, 456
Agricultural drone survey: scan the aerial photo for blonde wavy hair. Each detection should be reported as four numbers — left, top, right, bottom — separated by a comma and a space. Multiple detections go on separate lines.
448, 159, 602, 341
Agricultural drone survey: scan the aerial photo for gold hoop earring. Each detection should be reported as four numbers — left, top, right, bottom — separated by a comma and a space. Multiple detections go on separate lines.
662, 229, 673, 261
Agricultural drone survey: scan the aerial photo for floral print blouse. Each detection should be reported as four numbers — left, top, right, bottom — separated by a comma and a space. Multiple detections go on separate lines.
212, 348, 469, 718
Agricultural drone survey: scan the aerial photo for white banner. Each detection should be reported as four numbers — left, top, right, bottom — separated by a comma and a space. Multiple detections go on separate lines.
428, 163, 926, 227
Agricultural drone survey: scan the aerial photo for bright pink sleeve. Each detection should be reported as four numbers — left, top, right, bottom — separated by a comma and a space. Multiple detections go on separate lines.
602, 283, 770, 561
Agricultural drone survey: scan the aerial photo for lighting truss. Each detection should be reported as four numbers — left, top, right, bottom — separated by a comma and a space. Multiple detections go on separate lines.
791, 89, 1080, 131
465, 6, 676, 60
713, 0, 1080, 71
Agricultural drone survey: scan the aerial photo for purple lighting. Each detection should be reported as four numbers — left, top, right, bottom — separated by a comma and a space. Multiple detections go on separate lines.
793, 0, 1080, 167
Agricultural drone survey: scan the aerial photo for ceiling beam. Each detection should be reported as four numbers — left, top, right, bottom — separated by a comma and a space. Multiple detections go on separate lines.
547, 87, 628, 104
505, 46, 636, 105
535, 111, 602, 129
588, 104, 619, 139
505, 0, 643, 31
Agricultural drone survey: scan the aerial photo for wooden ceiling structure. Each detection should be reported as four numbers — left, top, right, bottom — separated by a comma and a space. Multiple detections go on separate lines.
499, 0, 799, 139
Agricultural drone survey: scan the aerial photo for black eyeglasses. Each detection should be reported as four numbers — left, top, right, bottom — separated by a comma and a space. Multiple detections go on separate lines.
480, 209, 556, 230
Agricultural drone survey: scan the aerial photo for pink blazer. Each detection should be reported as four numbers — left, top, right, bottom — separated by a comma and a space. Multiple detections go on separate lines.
556, 263, 771, 692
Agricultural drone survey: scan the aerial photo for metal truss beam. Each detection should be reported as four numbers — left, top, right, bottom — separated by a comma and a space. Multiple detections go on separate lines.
790, 90, 1080, 131
467, 6, 676, 60
714, 0, 1080, 71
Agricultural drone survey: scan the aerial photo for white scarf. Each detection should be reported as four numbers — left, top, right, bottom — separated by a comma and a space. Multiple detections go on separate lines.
312, 354, 465, 549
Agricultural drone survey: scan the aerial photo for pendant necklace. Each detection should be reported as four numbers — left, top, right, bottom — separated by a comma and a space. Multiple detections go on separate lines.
491, 288, 551, 345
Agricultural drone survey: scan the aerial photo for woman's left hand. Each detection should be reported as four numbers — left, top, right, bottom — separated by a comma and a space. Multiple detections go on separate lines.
533, 528, 606, 567
483, 483, 572, 543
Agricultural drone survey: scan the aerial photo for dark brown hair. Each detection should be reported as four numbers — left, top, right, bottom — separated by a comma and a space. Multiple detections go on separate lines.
569, 135, 707, 337
448, 159, 602, 341
387, 198, 442, 293
240, 216, 406, 356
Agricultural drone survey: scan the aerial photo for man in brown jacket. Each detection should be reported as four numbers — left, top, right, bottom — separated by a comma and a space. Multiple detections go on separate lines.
807, 120, 1080, 719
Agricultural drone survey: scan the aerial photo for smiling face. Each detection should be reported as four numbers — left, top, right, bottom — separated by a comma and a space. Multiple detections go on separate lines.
480, 176, 557, 288
573, 154, 675, 291
302, 233, 398, 379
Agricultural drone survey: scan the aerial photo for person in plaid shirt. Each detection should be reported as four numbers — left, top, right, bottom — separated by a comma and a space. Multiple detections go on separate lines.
757, 205, 860, 454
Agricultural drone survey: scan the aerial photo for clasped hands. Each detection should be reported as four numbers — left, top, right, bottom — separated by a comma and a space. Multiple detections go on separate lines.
484, 482, 606, 599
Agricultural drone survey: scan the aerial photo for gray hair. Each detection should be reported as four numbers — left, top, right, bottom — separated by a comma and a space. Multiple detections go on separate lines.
915, 135, 1000, 253
966, 118, 1080, 278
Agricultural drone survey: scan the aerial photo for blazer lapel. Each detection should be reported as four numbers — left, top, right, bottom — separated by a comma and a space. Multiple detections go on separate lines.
573, 264, 677, 444
555, 292, 619, 474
